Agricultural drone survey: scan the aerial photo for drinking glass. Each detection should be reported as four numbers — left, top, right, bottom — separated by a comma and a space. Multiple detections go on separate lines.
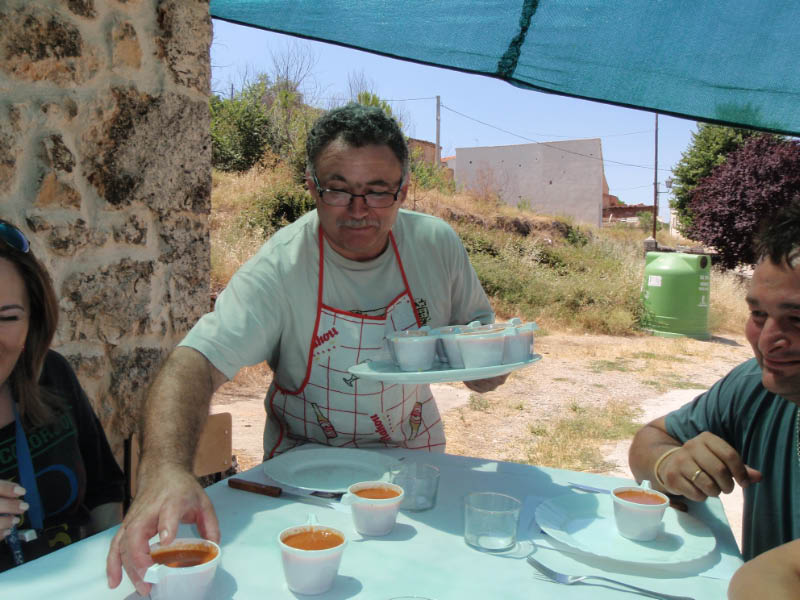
463, 492, 521, 552
390, 463, 440, 511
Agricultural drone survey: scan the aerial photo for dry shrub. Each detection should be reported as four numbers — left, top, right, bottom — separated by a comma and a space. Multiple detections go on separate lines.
708, 268, 749, 333
210, 165, 299, 291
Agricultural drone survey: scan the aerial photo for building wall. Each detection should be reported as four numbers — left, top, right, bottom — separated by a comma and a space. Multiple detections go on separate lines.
0, 0, 212, 457
454, 139, 606, 227
408, 137, 437, 165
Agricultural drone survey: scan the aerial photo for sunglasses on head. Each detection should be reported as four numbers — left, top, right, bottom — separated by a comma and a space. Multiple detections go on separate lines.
0, 220, 31, 253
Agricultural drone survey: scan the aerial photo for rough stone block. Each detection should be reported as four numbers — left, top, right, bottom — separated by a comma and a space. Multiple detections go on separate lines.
111, 21, 141, 70
60, 258, 156, 343
83, 87, 210, 214
0, 6, 100, 84
107, 346, 169, 440
35, 173, 82, 209
156, 0, 211, 93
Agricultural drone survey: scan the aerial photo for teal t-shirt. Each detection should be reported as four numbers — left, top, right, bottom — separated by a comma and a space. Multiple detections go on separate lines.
665, 358, 800, 560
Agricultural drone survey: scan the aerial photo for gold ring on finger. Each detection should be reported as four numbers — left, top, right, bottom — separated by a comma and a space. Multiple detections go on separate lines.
690, 468, 703, 483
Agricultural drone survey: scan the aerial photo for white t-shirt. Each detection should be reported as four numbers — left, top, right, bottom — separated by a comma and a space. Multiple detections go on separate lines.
181, 208, 493, 402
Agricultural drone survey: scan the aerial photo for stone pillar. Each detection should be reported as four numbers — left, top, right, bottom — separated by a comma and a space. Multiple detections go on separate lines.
0, 0, 212, 460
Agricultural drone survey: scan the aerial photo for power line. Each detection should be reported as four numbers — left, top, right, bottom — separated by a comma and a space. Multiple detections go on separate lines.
382, 96, 438, 102
441, 103, 673, 172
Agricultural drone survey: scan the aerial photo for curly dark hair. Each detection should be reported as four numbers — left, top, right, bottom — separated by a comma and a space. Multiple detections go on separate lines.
306, 103, 408, 177
753, 199, 800, 269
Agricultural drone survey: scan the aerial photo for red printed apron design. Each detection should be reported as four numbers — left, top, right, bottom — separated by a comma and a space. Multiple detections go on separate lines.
265, 229, 445, 457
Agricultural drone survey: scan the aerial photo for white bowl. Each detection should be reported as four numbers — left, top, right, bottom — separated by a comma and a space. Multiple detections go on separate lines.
386, 328, 437, 371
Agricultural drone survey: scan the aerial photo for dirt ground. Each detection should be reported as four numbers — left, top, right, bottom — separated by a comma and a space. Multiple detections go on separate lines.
210, 330, 753, 547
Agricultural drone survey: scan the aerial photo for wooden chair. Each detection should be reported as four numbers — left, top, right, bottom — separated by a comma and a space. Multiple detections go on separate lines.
123, 412, 233, 513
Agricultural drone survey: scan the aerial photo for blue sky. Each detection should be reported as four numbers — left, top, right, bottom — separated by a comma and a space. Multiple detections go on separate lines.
211, 19, 697, 222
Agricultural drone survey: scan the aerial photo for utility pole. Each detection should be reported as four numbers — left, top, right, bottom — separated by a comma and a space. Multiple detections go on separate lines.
652, 112, 659, 240
436, 95, 441, 167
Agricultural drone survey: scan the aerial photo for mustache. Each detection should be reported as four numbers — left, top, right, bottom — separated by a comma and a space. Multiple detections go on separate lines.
337, 218, 380, 228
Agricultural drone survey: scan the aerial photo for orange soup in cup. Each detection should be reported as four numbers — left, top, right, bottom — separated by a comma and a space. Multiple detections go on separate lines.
354, 487, 401, 500
150, 543, 218, 568
282, 527, 345, 551
614, 489, 667, 505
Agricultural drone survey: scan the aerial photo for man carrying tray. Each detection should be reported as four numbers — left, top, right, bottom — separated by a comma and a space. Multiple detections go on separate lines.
107, 103, 508, 595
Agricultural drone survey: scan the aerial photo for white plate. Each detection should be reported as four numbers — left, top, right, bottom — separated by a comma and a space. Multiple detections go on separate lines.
347, 354, 541, 384
535, 493, 717, 565
263, 447, 400, 493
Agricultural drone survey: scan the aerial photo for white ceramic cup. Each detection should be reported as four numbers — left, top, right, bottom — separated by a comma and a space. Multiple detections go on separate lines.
341, 481, 404, 536
386, 328, 437, 371
611, 479, 669, 541
278, 515, 347, 595
501, 321, 538, 364
390, 463, 440, 511
143, 538, 221, 600
430, 325, 465, 368
456, 329, 506, 368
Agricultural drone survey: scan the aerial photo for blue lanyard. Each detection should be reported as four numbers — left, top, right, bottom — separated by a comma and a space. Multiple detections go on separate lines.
11, 402, 45, 531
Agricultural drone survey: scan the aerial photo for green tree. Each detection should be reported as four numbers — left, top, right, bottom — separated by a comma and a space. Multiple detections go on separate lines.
355, 91, 403, 130
670, 123, 759, 232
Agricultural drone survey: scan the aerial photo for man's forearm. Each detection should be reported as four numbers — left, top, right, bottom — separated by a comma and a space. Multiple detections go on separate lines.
140, 347, 227, 473
628, 419, 681, 490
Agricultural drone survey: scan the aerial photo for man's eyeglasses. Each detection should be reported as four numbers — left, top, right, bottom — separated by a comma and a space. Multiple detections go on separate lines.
312, 174, 402, 208
0, 220, 30, 253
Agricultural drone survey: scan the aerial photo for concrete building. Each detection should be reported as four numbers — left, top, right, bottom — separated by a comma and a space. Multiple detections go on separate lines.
454, 139, 615, 227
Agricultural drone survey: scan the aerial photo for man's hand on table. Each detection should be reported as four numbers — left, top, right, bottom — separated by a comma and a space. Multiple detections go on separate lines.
656, 432, 762, 502
464, 373, 509, 394
106, 463, 220, 596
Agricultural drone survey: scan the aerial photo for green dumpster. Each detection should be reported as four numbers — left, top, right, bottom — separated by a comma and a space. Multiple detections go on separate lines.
641, 252, 711, 340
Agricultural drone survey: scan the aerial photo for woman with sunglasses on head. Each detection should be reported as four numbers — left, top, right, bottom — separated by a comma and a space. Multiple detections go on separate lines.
0, 219, 123, 571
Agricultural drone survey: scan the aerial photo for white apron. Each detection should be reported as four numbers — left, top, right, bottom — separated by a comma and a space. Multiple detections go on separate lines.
264, 228, 445, 458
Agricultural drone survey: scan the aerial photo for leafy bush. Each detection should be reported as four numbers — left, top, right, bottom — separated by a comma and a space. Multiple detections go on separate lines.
459, 228, 500, 257
409, 147, 455, 193
241, 182, 315, 238
686, 135, 800, 270
210, 81, 275, 172
452, 222, 644, 333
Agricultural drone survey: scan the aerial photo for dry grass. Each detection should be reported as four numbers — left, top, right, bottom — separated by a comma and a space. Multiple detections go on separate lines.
525, 399, 642, 472
210, 168, 294, 292
710, 268, 750, 332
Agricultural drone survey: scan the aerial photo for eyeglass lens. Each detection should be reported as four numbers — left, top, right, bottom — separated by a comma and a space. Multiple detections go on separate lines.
322, 190, 396, 207
0, 221, 31, 253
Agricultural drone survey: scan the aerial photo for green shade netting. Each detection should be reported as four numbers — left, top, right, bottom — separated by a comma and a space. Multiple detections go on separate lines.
209, 0, 800, 136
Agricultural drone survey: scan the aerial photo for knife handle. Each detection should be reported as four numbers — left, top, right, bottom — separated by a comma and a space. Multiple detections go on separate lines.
228, 477, 282, 497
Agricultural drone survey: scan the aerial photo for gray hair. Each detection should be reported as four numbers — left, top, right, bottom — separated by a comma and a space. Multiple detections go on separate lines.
306, 103, 408, 179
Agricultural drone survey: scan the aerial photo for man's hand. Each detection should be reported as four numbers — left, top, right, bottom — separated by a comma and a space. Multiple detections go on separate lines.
655, 432, 762, 502
106, 464, 219, 596
464, 373, 509, 394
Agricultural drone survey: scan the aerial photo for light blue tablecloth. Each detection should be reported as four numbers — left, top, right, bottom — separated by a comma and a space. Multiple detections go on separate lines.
0, 448, 742, 599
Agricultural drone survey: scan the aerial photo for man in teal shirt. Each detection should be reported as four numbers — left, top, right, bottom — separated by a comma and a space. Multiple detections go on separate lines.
629, 200, 800, 561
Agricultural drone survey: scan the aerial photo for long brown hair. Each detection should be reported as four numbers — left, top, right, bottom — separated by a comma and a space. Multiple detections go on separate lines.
1, 225, 62, 427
